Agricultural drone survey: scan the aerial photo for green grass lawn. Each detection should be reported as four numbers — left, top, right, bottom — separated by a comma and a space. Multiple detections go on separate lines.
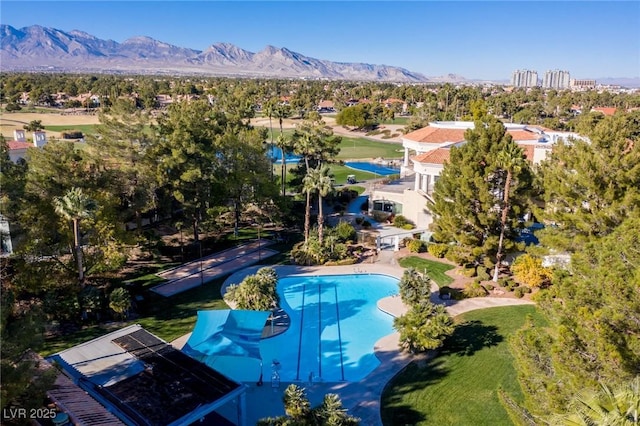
336, 136, 404, 160
44, 124, 97, 134
272, 163, 380, 188
40, 276, 229, 357
398, 256, 455, 287
381, 305, 545, 426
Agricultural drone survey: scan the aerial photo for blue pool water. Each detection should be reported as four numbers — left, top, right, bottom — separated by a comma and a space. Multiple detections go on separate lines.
212, 274, 399, 383
267, 145, 301, 164
345, 161, 400, 176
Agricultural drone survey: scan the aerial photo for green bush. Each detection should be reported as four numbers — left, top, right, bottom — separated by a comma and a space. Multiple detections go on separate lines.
62, 130, 84, 139
5, 102, 22, 112
428, 243, 449, 258
445, 246, 475, 265
362, 220, 371, 229
514, 286, 526, 298
393, 215, 415, 229
476, 267, 491, 281
406, 239, 425, 253
499, 277, 517, 291
463, 282, 488, 298
484, 283, 495, 291
460, 266, 477, 277
355, 217, 364, 225
333, 220, 356, 243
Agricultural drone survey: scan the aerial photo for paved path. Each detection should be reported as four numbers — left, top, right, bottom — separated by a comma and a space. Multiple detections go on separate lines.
173, 262, 535, 425
151, 241, 277, 297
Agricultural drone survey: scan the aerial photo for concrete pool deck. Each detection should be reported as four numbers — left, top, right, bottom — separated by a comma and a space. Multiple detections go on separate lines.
171, 261, 534, 425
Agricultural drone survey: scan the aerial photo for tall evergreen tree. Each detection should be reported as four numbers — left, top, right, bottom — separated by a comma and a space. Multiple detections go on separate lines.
536, 113, 640, 252
510, 216, 640, 419
429, 117, 532, 262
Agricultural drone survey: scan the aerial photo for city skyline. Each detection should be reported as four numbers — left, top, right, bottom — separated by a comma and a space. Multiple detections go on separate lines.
1, 1, 639, 81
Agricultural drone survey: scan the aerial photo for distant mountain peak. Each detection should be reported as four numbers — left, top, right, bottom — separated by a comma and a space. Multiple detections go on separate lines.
0, 24, 429, 82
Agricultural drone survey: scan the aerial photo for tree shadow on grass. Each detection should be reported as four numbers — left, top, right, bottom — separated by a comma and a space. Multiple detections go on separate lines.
381, 358, 449, 425
440, 320, 503, 357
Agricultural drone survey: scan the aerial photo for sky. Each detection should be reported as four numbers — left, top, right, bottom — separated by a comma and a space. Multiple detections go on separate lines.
1, 1, 639, 80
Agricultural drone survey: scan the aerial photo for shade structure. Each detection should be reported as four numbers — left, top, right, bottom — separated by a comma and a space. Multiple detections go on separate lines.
182, 310, 271, 381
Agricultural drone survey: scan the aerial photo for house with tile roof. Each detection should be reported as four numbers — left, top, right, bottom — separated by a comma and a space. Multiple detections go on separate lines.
5, 129, 49, 163
370, 121, 581, 229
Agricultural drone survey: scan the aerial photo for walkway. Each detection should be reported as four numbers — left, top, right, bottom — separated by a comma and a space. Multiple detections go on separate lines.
151, 240, 278, 297
173, 262, 534, 425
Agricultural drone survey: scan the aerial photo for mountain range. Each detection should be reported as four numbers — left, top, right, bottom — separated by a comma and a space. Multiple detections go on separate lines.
0, 25, 433, 82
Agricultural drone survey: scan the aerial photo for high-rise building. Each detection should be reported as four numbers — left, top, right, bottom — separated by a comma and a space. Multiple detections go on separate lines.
543, 70, 571, 89
511, 70, 539, 88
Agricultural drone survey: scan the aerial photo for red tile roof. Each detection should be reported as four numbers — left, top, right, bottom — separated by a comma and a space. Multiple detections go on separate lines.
517, 144, 535, 163
507, 129, 540, 141
7, 141, 31, 150
592, 107, 617, 116
404, 127, 467, 144
412, 148, 451, 165
405, 125, 547, 145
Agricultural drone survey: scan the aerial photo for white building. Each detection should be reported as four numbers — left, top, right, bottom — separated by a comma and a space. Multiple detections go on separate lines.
543, 70, 571, 89
374, 121, 581, 229
511, 69, 538, 88
6, 129, 48, 163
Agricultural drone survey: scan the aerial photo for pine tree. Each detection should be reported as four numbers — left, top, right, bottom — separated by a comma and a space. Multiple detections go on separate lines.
429, 117, 532, 263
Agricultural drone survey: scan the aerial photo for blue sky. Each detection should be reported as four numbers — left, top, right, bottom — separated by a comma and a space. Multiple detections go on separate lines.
1, 1, 639, 80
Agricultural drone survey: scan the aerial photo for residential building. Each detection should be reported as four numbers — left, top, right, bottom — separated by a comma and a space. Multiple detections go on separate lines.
373, 121, 581, 229
6, 129, 48, 163
543, 70, 571, 89
570, 79, 596, 90
511, 69, 538, 88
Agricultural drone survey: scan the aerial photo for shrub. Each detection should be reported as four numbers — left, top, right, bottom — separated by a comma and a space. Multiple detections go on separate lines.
460, 265, 477, 277
5, 102, 22, 112
514, 286, 528, 298
393, 215, 413, 228
333, 220, 356, 243
511, 254, 552, 288
445, 246, 475, 265
499, 277, 517, 291
402, 223, 415, 230
463, 282, 488, 298
361, 220, 371, 229
428, 243, 449, 258
355, 217, 364, 225
61, 130, 84, 139
476, 267, 491, 281
484, 283, 495, 291
406, 239, 425, 253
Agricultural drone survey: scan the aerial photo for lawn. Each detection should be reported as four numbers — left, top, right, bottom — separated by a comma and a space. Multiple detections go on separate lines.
272, 163, 379, 188
40, 276, 229, 357
398, 256, 455, 287
336, 136, 404, 160
381, 305, 545, 426
43, 124, 98, 134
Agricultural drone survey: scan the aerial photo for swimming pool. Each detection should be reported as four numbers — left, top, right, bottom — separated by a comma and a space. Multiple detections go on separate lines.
345, 161, 400, 176
210, 274, 399, 383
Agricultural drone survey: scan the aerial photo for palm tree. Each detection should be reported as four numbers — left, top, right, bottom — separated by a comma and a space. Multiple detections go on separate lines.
276, 133, 291, 197
109, 287, 131, 320
552, 377, 640, 425
316, 393, 359, 426
315, 165, 334, 246
302, 169, 318, 245
53, 187, 97, 284
493, 143, 526, 282
283, 384, 311, 421
263, 98, 276, 181
274, 103, 291, 197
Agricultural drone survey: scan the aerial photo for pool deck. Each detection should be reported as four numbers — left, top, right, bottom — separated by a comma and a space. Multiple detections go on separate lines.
172, 262, 534, 425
